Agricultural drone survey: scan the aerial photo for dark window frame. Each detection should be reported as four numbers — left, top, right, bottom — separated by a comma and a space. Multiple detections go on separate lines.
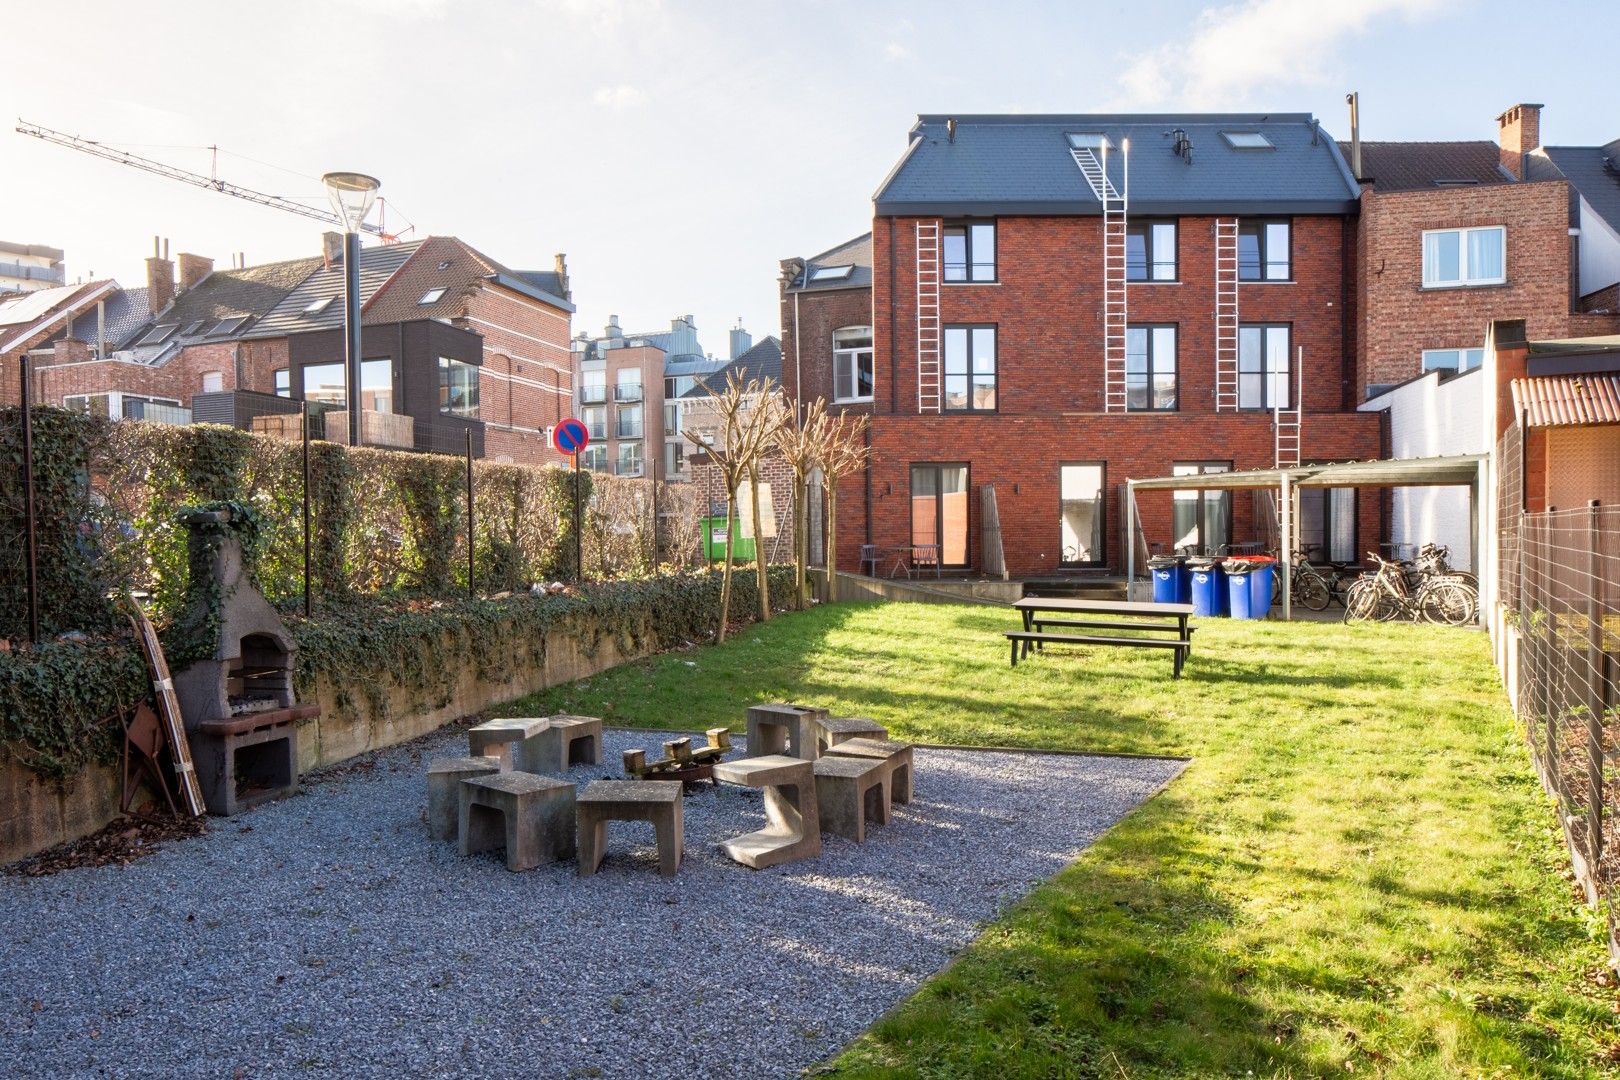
1171, 460, 1233, 556
942, 220, 997, 283
1299, 485, 1359, 564
1125, 219, 1178, 281
438, 356, 481, 418
1058, 461, 1107, 568
942, 323, 998, 414
1237, 323, 1293, 411
910, 461, 972, 570
1126, 324, 1179, 412
1237, 218, 1293, 281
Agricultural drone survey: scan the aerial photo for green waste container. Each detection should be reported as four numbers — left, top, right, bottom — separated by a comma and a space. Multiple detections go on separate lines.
701, 515, 754, 562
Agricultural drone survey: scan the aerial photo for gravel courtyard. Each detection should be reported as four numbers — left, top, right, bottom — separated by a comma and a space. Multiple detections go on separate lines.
1, 726, 1182, 1079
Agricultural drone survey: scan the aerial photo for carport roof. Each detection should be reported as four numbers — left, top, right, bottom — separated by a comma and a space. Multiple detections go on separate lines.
1127, 454, 1487, 491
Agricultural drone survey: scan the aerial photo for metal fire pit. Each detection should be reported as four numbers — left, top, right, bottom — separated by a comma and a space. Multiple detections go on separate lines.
623, 729, 733, 789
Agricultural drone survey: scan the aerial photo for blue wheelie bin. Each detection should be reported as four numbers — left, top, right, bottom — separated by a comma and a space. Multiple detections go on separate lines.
1247, 556, 1276, 614
1225, 558, 1257, 618
1188, 557, 1227, 617
1149, 555, 1188, 604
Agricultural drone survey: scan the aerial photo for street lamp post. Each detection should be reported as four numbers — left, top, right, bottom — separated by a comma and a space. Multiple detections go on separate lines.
321, 171, 380, 449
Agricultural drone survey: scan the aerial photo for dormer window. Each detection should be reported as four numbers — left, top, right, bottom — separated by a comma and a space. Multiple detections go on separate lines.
419, 287, 447, 305
1221, 131, 1273, 150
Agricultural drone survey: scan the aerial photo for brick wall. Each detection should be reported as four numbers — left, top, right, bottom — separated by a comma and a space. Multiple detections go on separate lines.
459, 284, 574, 465
779, 282, 875, 416
690, 451, 799, 563
31, 340, 243, 407
1356, 181, 1574, 392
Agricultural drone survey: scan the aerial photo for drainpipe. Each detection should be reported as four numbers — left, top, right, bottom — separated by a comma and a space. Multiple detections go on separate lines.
793, 288, 803, 423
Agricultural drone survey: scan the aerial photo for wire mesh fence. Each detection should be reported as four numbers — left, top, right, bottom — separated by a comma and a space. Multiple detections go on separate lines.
1496, 423, 1619, 961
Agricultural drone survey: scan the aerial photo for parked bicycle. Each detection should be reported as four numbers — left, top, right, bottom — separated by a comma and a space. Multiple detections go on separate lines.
1344, 552, 1475, 625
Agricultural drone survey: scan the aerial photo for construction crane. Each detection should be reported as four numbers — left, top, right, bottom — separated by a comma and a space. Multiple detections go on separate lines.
15, 118, 411, 242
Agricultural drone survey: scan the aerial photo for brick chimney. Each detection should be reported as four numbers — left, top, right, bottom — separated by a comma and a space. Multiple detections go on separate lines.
146, 236, 175, 316
322, 231, 344, 267
554, 252, 570, 300
178, 252, 213, 292
1496, 103, 1543, 179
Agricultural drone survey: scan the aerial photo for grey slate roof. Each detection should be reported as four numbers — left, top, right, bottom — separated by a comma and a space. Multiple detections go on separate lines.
117, 255, 324, 362
1534, 142, 1620, 238
787, 233, 872, 294
247, 241, 425, 339
517, 269, 571, 308
61, 286, 150, 348
875, 114, 1360, 216
1341, 141, 1514, 191
680, 337, 782, 397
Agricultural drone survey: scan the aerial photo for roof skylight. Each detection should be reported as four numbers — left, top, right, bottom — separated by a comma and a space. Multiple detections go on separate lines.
1221, 131, 1274, 150
1066, 132, 1111, 151
419, 287, 447, 305
209, 316, 250, 337
137, 323, 178, 346
304, 296, 335, 314
809, 265, 855, 282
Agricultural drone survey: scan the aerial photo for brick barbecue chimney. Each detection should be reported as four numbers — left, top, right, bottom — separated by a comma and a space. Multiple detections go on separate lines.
146, 236, 175, 315
1496, 103, 1543, 179
178, 252, 213, 292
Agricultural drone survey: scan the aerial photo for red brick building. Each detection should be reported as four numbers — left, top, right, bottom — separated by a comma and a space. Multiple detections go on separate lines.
794, 113, 1383, 578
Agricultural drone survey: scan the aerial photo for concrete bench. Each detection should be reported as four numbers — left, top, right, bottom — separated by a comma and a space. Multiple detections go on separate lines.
824, 737, 915, 805
745, 703, 828, 760
529, 714, 603, 772
466, 716, 550, 770
812, 755, 891, 843
814, 716, 888, 755
712, 754, 822, 869
576, 780, 684, 877
458, 772, 576, 872
426, 756, 502, 841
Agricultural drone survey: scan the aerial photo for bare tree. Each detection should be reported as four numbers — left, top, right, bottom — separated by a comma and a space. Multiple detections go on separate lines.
683, 371, 776, 643
811, 410, 870, 602
773, 396, 825, 610
743, 379, 784, 623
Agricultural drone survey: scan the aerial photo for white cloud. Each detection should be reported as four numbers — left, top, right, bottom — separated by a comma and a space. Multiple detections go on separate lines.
1110, 0, 1451, 108
545, 0, 662, 35
328, 0, 449, 18
884, 42, 912, 62
593, 84, 648, 110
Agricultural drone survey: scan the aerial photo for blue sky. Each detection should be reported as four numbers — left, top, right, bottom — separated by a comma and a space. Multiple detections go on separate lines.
2, 0, 1615, 355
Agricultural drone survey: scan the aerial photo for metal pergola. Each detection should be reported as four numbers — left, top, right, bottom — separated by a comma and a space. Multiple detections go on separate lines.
1124, 454, 1490, 621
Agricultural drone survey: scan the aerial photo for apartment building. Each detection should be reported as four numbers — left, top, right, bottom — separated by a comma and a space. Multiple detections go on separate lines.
794, 113, 1384, 577
0, 241, 66, 294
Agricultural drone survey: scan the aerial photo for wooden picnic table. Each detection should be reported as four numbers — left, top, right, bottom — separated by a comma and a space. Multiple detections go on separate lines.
1007, 597, 1197, 676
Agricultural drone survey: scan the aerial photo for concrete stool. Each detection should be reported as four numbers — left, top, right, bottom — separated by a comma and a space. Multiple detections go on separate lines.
745, 703, 828, 761
529, 714, 603, 772
812, 755, 891, 843
426, 756, 502, 841
466, 716, 550, 771
825, 737, 915, 804
712, 754, 822, 869
576, 780, 684, 877
814, 716, 888, 755
459, 772, 577, 872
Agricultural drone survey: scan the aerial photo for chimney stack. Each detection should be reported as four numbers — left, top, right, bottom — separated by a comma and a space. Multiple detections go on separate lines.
146, 235, 175, 316
178, 252, 213, 292
605, 314, 622, 339
321, 231, 344, 267
554, 252, 570, 299
729, 320, 752, 360
1345, 91, 1363, 180
1496, 103, 1544, 179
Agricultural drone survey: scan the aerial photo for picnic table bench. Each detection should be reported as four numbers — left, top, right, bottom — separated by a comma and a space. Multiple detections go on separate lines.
1007, 597, 1196, 677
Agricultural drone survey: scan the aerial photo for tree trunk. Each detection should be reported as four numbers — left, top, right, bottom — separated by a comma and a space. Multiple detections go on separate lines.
748, 462, 770, 622
717, 486, 736, 643
793, 470, 807, 610
825, 479, 838, 604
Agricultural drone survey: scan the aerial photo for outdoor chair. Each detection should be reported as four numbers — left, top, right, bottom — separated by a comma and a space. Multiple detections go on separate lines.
859, 544, 880, 577
909, 544, 942, 579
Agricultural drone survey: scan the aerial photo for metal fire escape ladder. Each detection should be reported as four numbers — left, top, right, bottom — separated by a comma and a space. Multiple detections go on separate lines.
915, 221, 942, 414
1273, 346, 1304, 469
1073, 143, 1129, 412
1214, 218, 1240, 412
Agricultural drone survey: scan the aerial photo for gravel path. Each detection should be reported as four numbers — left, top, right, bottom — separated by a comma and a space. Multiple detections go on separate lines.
1, 727, 1182, 1079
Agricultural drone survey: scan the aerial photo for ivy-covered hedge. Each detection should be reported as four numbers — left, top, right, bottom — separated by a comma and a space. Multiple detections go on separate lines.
0, 567, 793, 783
0, 409, 705, 640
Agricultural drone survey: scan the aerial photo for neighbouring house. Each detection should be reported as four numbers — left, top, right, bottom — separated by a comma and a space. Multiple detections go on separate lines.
1, 278, 123, 404
0, 241, 66, 295
798, 112, 1383, 578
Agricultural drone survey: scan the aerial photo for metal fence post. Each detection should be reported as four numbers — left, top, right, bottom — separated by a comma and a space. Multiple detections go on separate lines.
1587, 500, 1605, 874
302, 403, 312, 617
18, 356, 40, 643
466, 428, 475, 597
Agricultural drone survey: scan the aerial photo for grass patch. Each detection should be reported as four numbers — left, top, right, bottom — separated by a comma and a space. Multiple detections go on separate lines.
499, 601, 1618, 1077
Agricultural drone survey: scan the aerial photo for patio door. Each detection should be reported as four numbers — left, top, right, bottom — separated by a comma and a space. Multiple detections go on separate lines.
1171, 461, 1231, 554
911, 463, 970, 568
1059, 462, 1106, 566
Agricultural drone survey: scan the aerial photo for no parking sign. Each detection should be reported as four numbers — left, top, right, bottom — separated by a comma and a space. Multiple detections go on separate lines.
552, 417, 589, 458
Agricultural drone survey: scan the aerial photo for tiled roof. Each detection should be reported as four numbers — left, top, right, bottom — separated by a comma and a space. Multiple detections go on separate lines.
359, 236, 575, 326
0, 281, 102, 327
1534, 142, 1620, 237
681, 337, 782, 397
788, 233, 872, 294
61, 286, 150, 348
0, 280, 119, 353
247, 240, 425, 338
1512, 374, 1620, 426
1342, 141, 1513, 191
875, 113, 1359, 215
120, 256, 323, 355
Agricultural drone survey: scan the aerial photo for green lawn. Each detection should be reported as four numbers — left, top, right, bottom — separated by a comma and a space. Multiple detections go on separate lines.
498, 602, 1618, 1078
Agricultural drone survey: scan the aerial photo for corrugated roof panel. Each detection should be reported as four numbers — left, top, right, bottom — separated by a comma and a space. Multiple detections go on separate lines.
1512, 374, 1620, 426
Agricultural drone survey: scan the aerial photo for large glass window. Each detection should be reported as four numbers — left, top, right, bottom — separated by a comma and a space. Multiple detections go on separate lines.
942, 221, 996, 282
833, 326, 874, 402
1300, 487, 1357, 563
1422, 226, 1505, 287
1172, 461, 1231, 555
1238, 219, 1291, 280
580, 371, 607, 404
616, 402, 643, 439
616, 440, 643, 476
943, 325, 996, 412
439, 357, 480, 417
305, 359, 393, 412
1126, 325, 1177, 411
582, 405, 606, 440
911, 463, 970, 568
615, 367, 642, 402
1060, 463, 1105, 567
273, 368, 290, 397
1126, 220, 1177, 281
580, 445, 608, 472
1421, 348, 1484, 374
1238, 325, 1291, 410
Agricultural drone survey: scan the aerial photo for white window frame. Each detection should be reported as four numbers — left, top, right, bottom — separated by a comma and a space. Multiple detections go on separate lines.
1421, 348, 1484, 373
1421, 226, 1506, 288
832, 325, 875, 402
